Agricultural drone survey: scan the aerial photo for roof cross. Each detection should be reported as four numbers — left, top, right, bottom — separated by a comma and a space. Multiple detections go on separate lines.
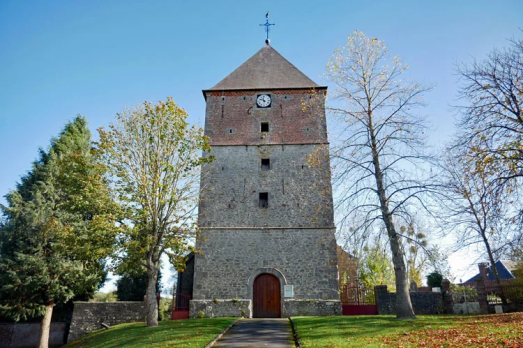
259, 12, 275, 45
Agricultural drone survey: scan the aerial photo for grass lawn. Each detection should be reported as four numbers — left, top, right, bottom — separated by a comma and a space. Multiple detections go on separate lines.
292, 313, 523, 347
65, 318, 237, 348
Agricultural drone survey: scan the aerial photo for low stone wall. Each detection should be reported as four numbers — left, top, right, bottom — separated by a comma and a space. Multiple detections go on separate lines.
453, 302, 480, 314
68, 301, 146, 342
189, 300, 252, 318
502, 302, 523, 313
0, 322, 67, 348
283, 300, 341, 316
375, 285, 442, 315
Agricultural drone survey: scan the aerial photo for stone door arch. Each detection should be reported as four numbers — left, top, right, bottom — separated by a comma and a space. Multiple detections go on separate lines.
247, 268, 287, 318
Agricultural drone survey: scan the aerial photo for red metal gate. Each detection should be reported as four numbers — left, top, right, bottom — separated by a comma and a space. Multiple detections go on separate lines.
341, 281, 378, 315
171, 293, 191, 320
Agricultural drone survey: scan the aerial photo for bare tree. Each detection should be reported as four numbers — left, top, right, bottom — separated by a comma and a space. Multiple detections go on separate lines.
456, 36, 523, 195
98, 98, 213, 327
438, 145, 516, 297
322, 31, 436, 319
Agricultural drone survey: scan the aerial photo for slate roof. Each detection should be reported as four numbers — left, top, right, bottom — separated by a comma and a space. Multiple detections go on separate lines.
205, 45, 323, 92
464, 260, 517, 283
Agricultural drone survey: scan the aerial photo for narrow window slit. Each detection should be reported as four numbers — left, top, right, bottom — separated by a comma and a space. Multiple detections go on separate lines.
259, 192, 269, 208
261, 159, 270, 171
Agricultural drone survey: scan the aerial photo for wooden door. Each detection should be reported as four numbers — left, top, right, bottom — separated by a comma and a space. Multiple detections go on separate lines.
253, 273, 281, 318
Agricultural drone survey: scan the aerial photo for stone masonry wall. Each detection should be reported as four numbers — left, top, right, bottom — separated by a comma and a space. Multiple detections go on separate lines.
282, 300, 341, 317
189, 299, 341, 318
204, 89, 328, 146
199, 144, 334, 228
375, 285, 443, 315
190, 300, 252, 318
68, 301, 146, 342
193, 228, 338, 301
0, 323, 66, 348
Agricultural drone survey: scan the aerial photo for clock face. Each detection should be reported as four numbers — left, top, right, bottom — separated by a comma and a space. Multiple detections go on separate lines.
256, 94, 272, 108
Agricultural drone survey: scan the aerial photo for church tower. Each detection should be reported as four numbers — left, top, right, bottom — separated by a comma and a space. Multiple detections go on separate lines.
189, 43, 340, 318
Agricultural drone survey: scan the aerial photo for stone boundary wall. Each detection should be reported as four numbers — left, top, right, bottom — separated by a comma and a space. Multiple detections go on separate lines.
0, 322, 67, 348
68, 301, 146, 342
189, 300, 252, 318
375, 285, 442, 315
283, 300, 341, 316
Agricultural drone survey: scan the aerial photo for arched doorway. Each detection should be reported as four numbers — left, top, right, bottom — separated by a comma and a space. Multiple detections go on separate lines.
253, 273, 281, 318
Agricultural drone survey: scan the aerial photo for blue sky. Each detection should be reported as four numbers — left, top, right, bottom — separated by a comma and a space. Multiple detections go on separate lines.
1, 1, 522, 288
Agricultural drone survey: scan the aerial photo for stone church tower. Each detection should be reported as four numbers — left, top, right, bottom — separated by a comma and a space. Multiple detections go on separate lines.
188, 44, 340, 318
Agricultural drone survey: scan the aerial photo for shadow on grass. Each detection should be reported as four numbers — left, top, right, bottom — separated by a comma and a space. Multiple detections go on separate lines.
65, 318, 237, 348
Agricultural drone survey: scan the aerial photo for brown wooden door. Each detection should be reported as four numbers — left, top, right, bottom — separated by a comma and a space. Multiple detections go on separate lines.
253, 274, 281, 318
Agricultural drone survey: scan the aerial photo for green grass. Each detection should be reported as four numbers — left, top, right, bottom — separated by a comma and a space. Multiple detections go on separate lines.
65, 318, 237, 348
291, 313, 523, 347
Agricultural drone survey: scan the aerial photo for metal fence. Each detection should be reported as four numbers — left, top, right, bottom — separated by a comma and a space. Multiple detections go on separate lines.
341, 281, 376, 305
484, 281, 523, 305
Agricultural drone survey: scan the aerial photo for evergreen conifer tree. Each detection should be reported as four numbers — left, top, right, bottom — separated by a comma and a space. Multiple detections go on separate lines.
0, 116, 118, 348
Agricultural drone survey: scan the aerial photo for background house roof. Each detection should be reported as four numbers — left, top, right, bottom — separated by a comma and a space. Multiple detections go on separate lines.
464, 260, 517, 283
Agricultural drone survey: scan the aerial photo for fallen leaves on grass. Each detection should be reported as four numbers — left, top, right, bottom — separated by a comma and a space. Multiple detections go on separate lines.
381, 313, 523, 348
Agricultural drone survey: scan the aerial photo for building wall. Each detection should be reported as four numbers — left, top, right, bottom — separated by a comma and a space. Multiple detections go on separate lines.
193, 228, 339, 301
191, 86, 339, 317
198, 144, 334, 228
204, 89, 327, 146
337, 246, 359, 303
177, 255, 194, 295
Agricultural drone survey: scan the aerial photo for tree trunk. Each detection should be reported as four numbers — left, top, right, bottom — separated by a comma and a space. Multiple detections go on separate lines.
146, 265, 159, 327
368, 111, 416, 319
386, 220, 417, 319
38, 304, 53, 348
482, 232, 507, 305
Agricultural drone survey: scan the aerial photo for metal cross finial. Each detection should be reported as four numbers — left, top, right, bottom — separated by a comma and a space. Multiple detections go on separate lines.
259, 12, 275, 45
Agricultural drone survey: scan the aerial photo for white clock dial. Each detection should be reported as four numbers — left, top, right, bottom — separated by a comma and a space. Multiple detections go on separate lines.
256, 94, 271, 108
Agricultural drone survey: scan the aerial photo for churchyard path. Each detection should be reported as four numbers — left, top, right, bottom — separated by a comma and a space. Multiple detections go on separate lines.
213, 318, 294, 348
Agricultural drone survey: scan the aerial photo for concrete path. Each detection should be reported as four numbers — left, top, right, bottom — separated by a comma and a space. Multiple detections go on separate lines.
213, 318, 294, 348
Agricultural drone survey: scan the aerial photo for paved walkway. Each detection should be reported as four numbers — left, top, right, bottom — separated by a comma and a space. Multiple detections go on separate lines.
213, 318, 294, 348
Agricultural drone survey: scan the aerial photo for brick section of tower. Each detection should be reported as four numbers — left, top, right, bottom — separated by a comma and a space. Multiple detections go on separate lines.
204, 89, 328, 145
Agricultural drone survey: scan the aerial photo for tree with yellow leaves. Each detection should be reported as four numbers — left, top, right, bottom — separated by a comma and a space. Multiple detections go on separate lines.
98, 98, 213, 327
